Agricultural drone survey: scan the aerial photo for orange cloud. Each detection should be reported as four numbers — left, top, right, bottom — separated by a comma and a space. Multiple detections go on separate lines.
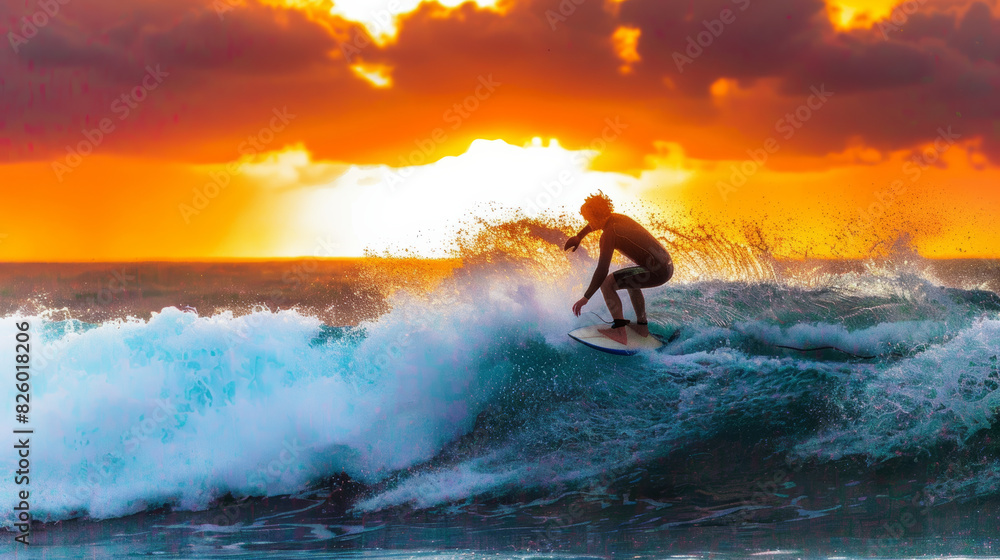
612, 25, 642, 74
1, 0, 998, 260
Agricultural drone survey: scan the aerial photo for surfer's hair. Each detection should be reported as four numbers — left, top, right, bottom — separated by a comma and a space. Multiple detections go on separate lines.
581, 191, 613, 220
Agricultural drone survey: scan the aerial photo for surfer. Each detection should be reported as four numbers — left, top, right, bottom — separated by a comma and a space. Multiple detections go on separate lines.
565, 192, 673, 340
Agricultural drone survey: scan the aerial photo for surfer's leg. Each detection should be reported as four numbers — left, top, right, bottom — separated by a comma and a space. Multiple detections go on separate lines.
613, 266, 667, 336
599, 273, 625, 322
627, 289, 649, 337
628, 289, 646, 323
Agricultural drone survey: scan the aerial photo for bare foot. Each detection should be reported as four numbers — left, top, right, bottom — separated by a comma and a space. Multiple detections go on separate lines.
632, 324, 649, 337
598, 326, 628, 345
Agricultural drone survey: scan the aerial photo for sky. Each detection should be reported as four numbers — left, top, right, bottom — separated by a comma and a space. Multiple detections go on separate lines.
0, 0, 998, 260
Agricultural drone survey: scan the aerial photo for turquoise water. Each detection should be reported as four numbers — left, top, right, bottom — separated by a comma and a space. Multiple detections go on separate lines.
1, 241, 999, 557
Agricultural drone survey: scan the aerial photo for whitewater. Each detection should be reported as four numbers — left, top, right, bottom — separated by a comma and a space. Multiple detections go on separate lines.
1, 219, 999, 556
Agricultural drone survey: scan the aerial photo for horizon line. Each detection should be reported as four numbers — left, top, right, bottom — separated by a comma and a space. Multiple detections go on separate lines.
0, 255, 997, 264
0, 257, 465, 264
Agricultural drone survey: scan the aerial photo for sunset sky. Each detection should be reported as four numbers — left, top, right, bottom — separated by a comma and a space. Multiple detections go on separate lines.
1, 0, 998, 260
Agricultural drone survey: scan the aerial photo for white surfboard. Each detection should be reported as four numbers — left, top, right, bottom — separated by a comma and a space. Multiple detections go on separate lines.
568, 324, 664, 356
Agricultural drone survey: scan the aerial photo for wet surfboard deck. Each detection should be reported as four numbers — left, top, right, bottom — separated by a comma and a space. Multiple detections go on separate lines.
568, 324, 665, 355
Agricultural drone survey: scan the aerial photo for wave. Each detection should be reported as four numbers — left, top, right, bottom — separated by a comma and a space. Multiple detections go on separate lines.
1, 218, 999, 525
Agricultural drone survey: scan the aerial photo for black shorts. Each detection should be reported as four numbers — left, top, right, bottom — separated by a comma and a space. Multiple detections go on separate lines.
612, 261, 673, 291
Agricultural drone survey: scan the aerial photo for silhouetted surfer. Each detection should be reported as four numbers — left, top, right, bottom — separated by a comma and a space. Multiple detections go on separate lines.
565, 192, 673, 341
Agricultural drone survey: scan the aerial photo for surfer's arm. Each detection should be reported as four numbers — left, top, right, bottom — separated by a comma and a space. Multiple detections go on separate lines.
583, 231, 614, 300
564, 224, 593, 252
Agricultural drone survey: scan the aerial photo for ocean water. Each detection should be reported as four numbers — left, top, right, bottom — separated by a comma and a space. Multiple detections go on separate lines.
2, 220, 1000, 558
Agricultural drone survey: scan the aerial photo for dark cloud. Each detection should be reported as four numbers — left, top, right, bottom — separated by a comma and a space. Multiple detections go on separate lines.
621, 0, 828, 94
144, 5, 337, 73
0, 0, 347, 161
952, 2, 1000, 60
1, 0, 998, 165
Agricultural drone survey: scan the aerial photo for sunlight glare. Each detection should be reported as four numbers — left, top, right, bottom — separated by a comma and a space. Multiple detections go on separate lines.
350, 63, 394, 88
827, 0, 899, 29
291, 139, 666, 257
612, 26, 642, 74
330, 0, 501, 42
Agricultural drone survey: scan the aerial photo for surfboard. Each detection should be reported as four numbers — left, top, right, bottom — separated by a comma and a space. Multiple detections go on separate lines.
568, 324, 664, 356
